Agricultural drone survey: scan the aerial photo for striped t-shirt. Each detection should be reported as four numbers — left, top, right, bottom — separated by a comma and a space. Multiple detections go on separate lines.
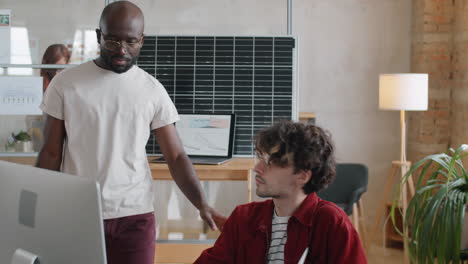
267, 210, 290, 264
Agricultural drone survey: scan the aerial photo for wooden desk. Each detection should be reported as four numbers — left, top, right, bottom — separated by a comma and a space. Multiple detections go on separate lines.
0, 156, 36, 166
0, 156, 255, 203
149, 157, 254, 202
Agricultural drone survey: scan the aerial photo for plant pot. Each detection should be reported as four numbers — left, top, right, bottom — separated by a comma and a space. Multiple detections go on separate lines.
5, 144, 16, 152
15, 141, 33, 152
462, 205, 468, 250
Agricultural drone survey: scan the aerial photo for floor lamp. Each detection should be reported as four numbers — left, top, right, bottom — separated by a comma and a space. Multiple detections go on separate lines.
374, 74, 428, 259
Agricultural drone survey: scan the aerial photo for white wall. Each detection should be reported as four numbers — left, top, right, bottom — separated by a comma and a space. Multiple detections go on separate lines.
0, 0, 411, 222
295, 1, 411, 221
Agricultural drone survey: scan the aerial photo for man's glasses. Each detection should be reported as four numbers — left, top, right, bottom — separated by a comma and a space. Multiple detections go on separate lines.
99, 30, 143, 52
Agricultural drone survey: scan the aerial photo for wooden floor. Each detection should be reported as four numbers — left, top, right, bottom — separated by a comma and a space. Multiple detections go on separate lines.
366, 240, 405, 264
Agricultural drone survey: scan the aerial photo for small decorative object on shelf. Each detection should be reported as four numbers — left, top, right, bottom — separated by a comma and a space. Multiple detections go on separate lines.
4, 134, 16, 152
12, 131, 33, 152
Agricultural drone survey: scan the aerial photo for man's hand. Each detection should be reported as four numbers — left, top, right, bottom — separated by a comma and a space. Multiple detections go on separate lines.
155, 125, 228, 231
36, 115, 66, 171
199, 204, 227, 231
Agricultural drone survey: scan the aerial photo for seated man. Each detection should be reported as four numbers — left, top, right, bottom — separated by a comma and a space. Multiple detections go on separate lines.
195, 121, 367, 264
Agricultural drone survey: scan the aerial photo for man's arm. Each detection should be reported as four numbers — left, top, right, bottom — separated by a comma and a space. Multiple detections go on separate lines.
194, 206, 240, 264
154, 124, 226, 230
35, 114, 66, 171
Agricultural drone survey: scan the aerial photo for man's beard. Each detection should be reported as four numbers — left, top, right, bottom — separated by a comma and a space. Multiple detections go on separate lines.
100, 49, 138, 73
255, 187, 280, 198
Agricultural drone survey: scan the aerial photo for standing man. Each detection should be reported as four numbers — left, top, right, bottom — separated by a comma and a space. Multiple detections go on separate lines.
36, 1, 225, 263
195, 121, 367, 263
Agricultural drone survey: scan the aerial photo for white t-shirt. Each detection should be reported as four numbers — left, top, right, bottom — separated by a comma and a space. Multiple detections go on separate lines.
40, 61, 179, 219
267, 209, 290, 264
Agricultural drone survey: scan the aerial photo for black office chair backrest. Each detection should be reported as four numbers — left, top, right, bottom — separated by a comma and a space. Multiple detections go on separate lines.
318, 163, 368, 215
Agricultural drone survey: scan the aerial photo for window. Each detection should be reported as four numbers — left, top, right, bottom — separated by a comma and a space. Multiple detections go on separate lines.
70, 29, 99, 64
8, 27, 32, 75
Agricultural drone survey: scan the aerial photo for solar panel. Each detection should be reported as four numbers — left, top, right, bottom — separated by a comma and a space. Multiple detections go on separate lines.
138, 36, 295, 156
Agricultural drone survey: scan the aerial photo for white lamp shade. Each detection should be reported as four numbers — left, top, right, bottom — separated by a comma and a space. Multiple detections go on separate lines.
379, 73, 428, 111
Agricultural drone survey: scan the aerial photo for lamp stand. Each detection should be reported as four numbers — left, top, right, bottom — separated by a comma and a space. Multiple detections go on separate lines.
400, 110, 406, 163
374, 110, 415, 261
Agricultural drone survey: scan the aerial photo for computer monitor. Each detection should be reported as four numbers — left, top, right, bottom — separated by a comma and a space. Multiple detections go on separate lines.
176, 113, 235, 158
0, 161, 106, 264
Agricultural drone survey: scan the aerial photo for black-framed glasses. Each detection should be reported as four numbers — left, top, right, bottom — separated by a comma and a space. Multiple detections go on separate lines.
99, 30, 143, 52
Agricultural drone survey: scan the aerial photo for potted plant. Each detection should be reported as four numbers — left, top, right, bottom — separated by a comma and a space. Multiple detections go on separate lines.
391, 144, 468, 263
13, 131, 33, 152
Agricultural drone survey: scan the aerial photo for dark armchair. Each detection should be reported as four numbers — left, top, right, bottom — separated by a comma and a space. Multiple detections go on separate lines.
318, 163, 369, 248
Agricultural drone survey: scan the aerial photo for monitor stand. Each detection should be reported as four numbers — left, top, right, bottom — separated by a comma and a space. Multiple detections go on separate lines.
11, 248, 39, 264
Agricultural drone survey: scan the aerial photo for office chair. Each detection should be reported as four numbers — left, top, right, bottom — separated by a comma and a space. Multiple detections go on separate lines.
318, 163, 369, 248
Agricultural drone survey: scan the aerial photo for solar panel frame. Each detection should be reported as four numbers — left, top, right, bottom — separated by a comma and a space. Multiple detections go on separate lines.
138, 36, 296, 156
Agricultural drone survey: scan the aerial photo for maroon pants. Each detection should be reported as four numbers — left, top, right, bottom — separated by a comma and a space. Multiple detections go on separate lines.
104, 212, 155, 264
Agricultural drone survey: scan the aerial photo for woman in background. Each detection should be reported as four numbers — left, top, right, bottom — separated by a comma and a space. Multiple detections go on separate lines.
27, 44, 71, 151
40, 44, 71, 92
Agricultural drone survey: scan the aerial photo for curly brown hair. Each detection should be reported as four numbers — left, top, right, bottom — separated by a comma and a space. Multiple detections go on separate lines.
255, 120, 336, 194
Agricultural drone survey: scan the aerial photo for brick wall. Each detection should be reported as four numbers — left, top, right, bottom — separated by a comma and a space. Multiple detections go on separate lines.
408, 0, 461, 162
451, 0, 468, 149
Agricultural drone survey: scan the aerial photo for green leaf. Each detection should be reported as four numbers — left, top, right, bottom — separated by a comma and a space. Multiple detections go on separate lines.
391, 144, 468, 263
13, 130, 31, 142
